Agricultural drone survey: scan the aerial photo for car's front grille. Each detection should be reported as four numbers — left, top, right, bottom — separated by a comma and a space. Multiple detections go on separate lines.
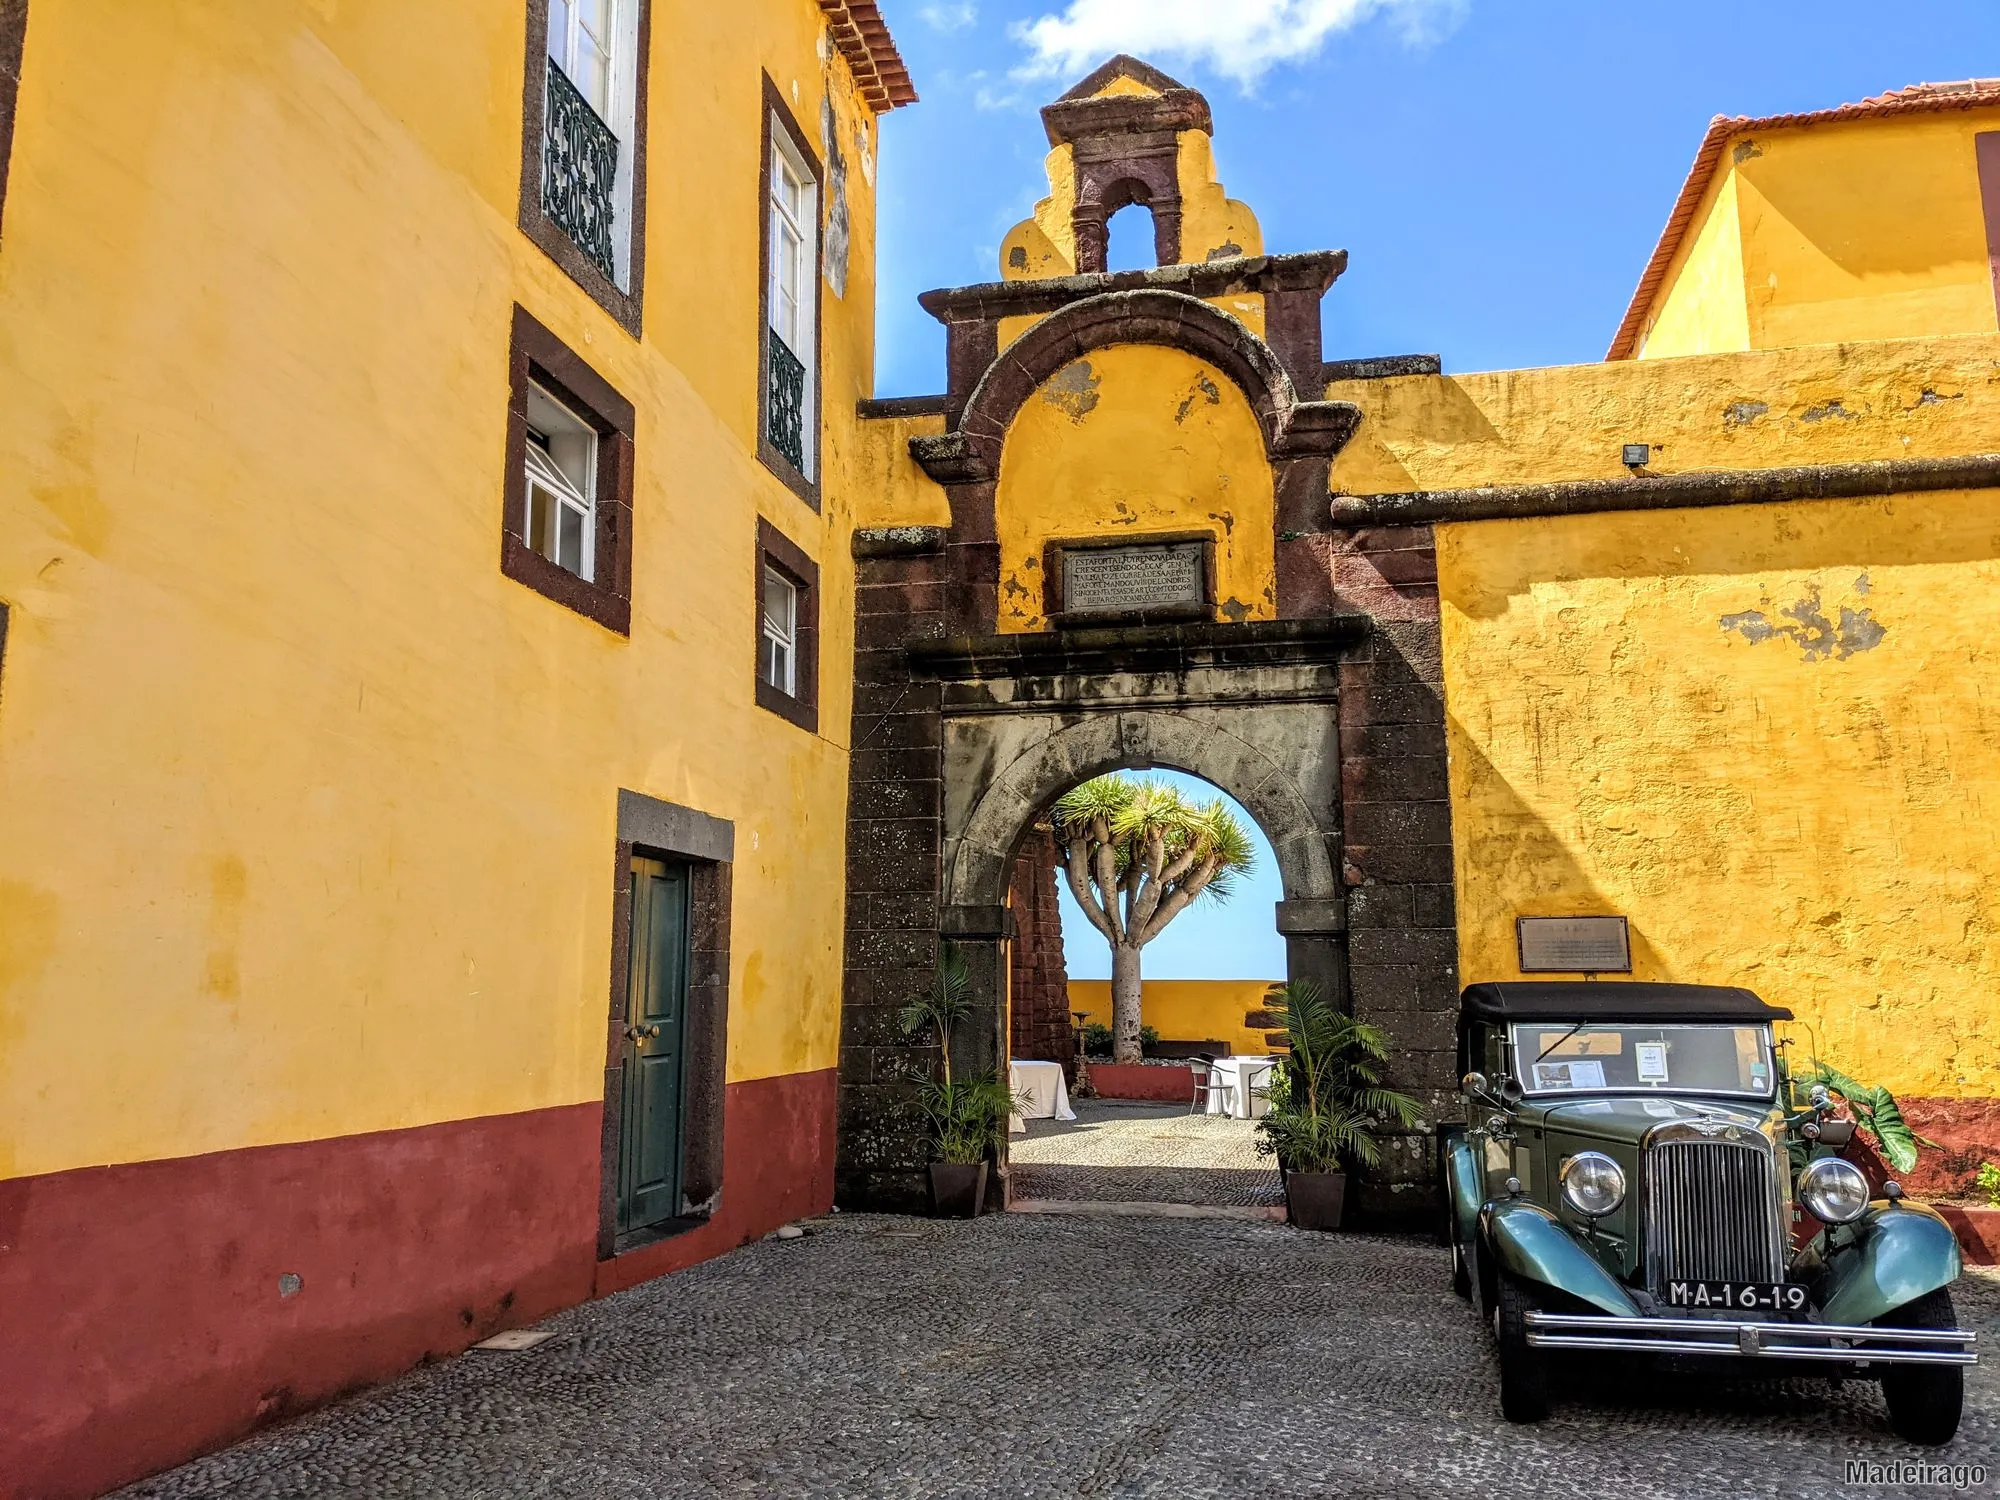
1643, 1138, 1785, 1289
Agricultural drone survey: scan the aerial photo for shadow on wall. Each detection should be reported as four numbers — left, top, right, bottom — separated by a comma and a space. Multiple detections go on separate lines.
1443, 491, 2000, 624
1442, 719, 1669, 989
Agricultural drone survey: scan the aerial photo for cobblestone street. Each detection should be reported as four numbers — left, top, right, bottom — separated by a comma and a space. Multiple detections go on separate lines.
1010, 1099, 1285, 1209
119, 1213, 1998, 1500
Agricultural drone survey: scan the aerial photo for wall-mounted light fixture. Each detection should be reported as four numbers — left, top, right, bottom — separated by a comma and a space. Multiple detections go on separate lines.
1622, 443, 1651, 469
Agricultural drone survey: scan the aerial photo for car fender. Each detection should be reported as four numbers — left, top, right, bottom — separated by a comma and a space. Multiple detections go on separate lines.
1482, 1199, 1642, 1318
1445, 1135, 1482, 1248
1818, 1202, 1964, 1328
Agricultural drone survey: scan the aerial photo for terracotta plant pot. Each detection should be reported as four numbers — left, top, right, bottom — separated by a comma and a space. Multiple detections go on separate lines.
928, 1161, 989, 1219
1285, 1169, 1347, 1231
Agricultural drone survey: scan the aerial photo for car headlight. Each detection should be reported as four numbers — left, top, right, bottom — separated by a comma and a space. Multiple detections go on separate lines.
1560, 1151, 1626, 1217
1798, 1157, 1871, 1224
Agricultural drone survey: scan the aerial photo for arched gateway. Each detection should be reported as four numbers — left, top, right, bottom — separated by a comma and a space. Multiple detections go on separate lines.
838, 56, 1459, 1219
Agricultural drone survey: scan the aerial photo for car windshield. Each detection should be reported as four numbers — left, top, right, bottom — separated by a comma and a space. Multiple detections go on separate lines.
1509, 1022, 1774, 1099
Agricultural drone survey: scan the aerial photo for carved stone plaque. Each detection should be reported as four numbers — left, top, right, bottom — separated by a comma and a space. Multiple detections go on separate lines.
1060, 541, 1206, 616
1516, 916, 1632, 974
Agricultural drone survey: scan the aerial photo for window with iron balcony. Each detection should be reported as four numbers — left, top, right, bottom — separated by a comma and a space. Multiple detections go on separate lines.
520, 0, 650, 334
758, 79, 821, 506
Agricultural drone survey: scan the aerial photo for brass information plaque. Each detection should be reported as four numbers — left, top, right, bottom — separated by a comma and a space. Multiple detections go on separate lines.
1516, 916, 1632, 973
1061, 541, 1206, 615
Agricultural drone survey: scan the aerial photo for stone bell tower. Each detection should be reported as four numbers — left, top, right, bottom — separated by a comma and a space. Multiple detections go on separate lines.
1000, 55, 1266, 280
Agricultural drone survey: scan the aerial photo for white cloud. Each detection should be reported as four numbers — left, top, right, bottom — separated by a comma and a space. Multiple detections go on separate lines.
920, 2, 978, 31
1011, 0, 1465, 89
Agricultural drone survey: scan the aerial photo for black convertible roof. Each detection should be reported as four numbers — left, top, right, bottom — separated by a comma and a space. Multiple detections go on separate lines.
1460, 981, 1792, 1025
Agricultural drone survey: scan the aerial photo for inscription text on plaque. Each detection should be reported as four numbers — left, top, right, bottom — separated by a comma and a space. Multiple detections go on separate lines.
1060, 541, 1207, 617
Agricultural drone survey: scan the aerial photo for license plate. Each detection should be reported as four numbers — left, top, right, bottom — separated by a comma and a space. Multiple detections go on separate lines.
1665, 1280, 1808, 1312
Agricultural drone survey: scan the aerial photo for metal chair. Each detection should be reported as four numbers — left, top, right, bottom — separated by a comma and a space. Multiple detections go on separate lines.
1188, 1057, 1236, 1117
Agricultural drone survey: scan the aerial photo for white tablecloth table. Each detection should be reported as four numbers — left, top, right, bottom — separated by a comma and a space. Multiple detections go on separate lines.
1008, 1060, 1077, 1134
1202, 1056, 1276, 1120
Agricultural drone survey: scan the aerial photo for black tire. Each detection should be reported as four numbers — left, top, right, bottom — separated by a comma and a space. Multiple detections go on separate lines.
1450, 1237, 1472, 1299
1876, 1287, 1964, 1446
1494, 1269, 1551, 1424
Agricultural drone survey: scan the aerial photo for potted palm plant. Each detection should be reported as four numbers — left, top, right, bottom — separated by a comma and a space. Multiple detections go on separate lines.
899, 946, 1023, 1218
1256, 978, 1423, 1231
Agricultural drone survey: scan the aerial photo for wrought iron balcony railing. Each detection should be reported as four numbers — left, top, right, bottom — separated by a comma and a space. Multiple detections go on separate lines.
542, 58, 618, 282
767, 326, 807, 474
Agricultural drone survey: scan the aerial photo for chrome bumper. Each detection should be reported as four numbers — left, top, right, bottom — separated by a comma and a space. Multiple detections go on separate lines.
1524, 1311, 1979, 1366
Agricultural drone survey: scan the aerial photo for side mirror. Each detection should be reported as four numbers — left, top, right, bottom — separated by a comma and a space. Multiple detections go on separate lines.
1463, 1071, 1525, 1108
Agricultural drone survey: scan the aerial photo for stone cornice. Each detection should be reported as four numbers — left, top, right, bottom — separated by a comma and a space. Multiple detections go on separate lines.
1327, 452, 2000, 528
916, 252, 1348, 326
907, 617, 1370, 682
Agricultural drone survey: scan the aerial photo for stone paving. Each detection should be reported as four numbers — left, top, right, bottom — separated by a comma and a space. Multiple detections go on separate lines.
119, 1214, 1999, 1500
1009, 1098, 1284, 1208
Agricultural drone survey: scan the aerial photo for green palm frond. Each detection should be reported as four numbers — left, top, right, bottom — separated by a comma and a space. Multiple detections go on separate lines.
900, 944, 974, 1083
1258, 978, 1424, 1171
917, 1073, 1028, 1164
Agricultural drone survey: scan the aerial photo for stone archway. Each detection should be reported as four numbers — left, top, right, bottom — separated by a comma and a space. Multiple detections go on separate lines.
943, 710, 1340, 913
940, 702, 1353, 1190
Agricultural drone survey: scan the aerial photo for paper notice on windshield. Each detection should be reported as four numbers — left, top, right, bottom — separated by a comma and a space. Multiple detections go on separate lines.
1532, 1059, 1606, 1091
1635, 1041, 1670, 1082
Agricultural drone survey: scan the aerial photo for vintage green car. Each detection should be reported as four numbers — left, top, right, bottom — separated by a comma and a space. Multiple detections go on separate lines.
1442, 981, 1978, 1442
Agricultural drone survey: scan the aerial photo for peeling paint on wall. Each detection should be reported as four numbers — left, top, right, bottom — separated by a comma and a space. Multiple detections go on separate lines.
1039, 360, 1101, 423
1174, 373, 1221, 423
1800, 398, 1859, 423
1719, 581, 1886, 660
1723, 399, 1768, 426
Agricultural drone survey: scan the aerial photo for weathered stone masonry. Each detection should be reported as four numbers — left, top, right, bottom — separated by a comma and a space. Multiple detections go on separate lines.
836, 64, 1463, 1223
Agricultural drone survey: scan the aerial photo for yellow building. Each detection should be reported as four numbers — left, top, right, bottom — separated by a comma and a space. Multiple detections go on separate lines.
9, 22, 2000, 1494
1611, 79, 2000, 359
0, 2, 911, 1495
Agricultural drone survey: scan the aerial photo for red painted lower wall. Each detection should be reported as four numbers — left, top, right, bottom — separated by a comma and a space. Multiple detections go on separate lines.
1087, 1063, 1196, 1103
1896, 1097, 2000, 1196
0, 1067, 835, 1500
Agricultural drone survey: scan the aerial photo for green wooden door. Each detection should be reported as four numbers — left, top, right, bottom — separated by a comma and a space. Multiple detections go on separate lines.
619, 856, 691, 1235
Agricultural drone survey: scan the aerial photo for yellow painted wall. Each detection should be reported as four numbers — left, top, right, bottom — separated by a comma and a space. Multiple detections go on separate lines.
1327, 333, 2000, 498
1437, 491, 2000, 1099
994, 345, 1277, 632
0, 0, 878, 1179
1329, 331, 2000, 1100
1636, 172, 1751, 359
1066, 979, 1275, 1057
1639, 109, 2000, 358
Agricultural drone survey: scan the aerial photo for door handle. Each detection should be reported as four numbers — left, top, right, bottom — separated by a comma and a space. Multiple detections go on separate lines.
624, 1023, 662, 1042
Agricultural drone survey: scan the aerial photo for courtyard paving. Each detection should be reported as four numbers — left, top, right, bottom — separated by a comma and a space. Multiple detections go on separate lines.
1009, 1098, 1285, 1209
118, 1213, 1998, 1500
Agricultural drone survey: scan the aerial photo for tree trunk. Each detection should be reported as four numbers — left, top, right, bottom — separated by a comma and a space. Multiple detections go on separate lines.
1111, 943, 1144, 1063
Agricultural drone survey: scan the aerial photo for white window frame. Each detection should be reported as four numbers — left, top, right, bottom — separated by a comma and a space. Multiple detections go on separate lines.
767, 119, 818, 480
525, 381, 598, 583
760, 565, 798, 696
546, 0, 641, 291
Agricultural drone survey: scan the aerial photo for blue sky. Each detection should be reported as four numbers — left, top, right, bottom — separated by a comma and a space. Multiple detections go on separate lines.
875, 2, 1997, 977
871, 0, 2000, 396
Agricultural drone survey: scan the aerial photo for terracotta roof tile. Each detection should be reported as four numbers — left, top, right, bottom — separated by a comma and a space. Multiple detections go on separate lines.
817, 1, 917, 110
1605, 79, 2000, 360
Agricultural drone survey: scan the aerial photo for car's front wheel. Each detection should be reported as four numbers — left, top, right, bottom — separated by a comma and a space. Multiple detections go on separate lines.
1876, 1287, 1964, 1446
1493, 1268, 1550, 1423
